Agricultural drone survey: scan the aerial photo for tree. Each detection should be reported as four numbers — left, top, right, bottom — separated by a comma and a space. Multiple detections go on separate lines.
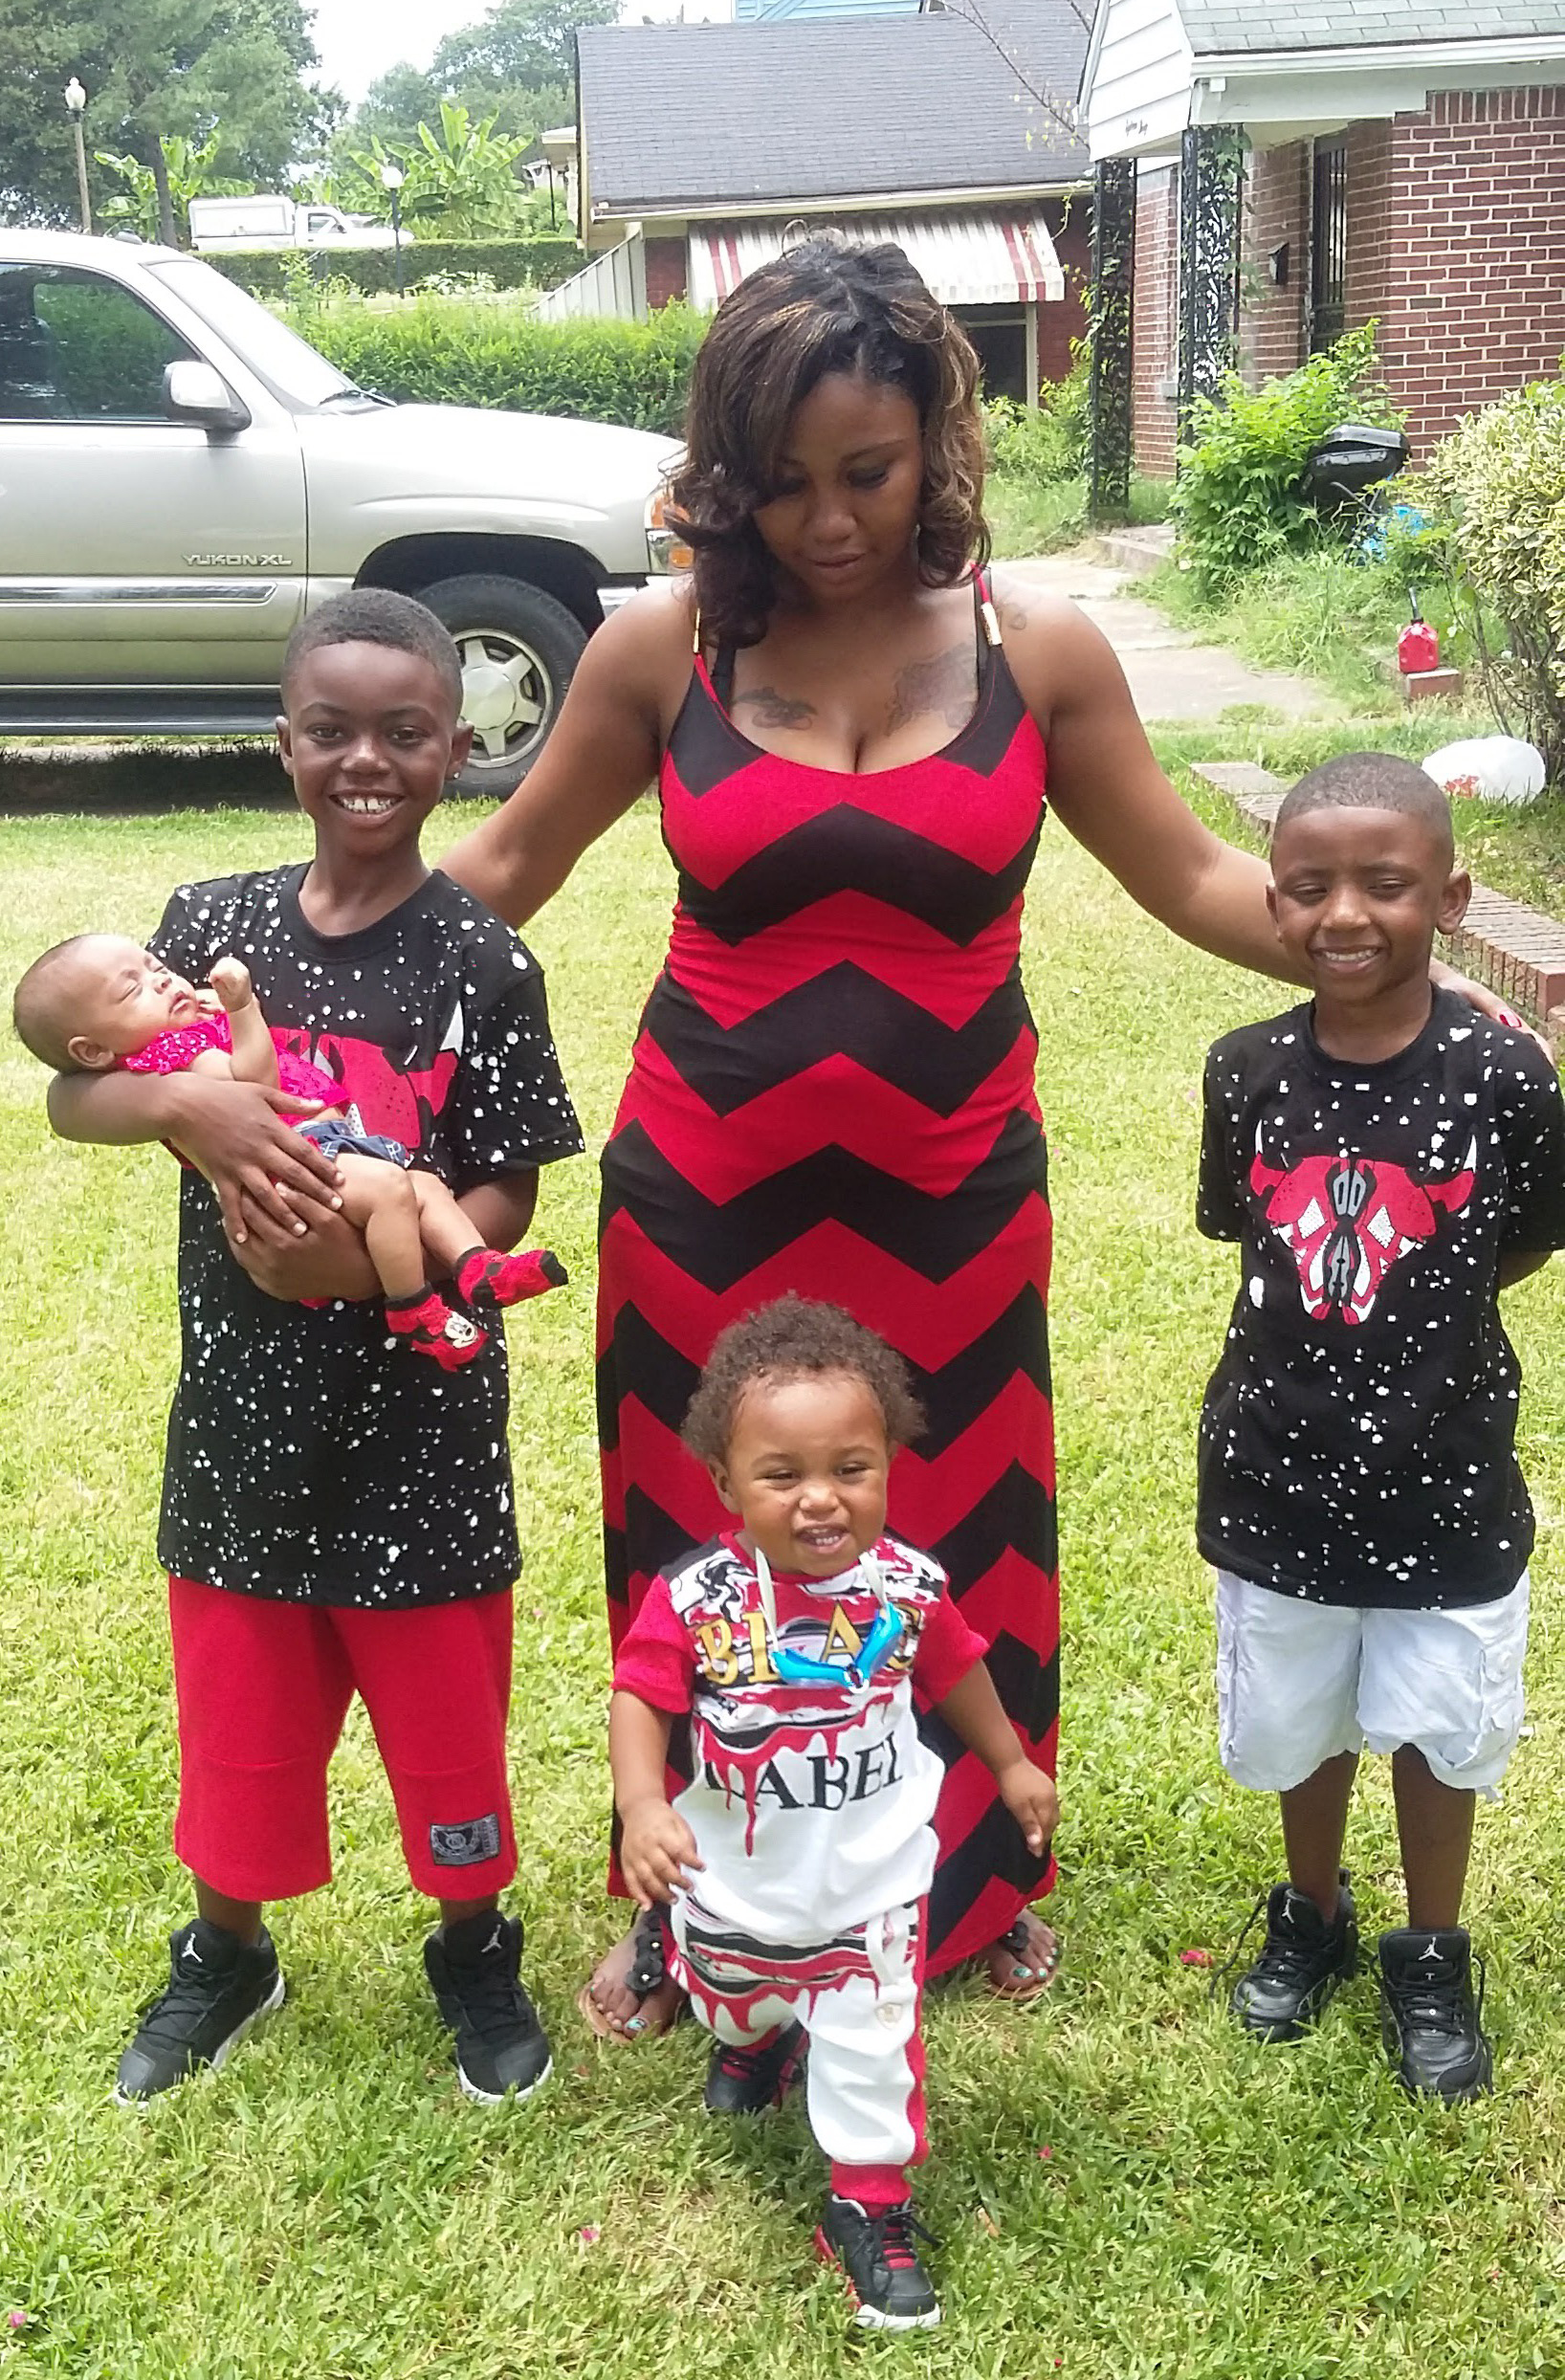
346, 63, 448, 156
430, 0, 616, 101
334, 102, 534, 240
95, 130, 245, 244
325, 0, 598, 228
0, 0, 334, 234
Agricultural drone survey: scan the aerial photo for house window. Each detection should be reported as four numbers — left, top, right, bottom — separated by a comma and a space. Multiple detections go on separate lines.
959, 304, 1027, 404
1310, 137, 1347, 352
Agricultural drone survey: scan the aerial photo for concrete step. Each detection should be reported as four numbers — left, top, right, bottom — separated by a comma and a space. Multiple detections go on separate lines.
1091, 523, 1175, 576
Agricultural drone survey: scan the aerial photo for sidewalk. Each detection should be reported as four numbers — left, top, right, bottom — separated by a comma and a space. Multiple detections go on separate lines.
1004, 548, 1337, 724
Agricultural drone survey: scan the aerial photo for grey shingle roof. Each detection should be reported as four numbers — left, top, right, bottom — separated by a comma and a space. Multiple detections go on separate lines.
578, 10, 1090, 217
1179, 0, 1565, 53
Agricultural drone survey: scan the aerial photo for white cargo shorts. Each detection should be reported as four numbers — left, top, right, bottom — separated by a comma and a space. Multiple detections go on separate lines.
1215, 1569, 1530, 1799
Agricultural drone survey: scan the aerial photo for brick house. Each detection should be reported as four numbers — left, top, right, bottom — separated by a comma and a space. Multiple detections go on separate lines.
1077, 2, 1565, 480
551, 4, 1091, 404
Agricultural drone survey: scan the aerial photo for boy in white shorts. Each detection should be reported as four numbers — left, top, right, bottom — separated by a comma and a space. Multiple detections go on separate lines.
1197, 752, 1565, 2102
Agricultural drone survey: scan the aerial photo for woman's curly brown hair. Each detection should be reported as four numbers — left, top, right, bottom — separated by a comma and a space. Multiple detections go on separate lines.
683, 1292, 927, 1467
665, 237, 989, 649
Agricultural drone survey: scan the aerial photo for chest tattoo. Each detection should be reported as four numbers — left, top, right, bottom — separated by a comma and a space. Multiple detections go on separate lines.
886, 642, 978, 733
731, 685, 818, 729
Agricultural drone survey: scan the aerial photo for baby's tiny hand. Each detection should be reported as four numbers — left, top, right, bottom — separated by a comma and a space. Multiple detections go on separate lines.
208, 958, 254, 1013
997, 1758, 1059, 1858
620, 1798, 703, 1908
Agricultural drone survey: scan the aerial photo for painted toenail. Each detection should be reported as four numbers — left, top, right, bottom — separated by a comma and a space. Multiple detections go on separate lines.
625, 2015, 646, 2034
1013, 1963, 1034, 1979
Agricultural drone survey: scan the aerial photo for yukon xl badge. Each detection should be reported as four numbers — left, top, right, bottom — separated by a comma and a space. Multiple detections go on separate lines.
185, 552, 293, 566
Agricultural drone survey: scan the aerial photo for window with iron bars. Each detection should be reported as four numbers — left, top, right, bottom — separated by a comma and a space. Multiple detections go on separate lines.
1310, 136, 1347, 352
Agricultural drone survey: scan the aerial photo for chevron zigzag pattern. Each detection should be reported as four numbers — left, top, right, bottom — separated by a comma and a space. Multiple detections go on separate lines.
596, 590, 1060, 1974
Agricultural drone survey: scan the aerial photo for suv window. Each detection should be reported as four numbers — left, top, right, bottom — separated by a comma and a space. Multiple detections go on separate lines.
0, 264, 195, 423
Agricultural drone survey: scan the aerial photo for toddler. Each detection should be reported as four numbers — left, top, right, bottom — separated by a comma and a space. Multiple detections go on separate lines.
609, 1292, 1058, 2331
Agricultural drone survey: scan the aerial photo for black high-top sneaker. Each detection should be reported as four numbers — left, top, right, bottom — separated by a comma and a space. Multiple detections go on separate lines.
702, 2020, 805, 2115
816, 2196, 941, 2331
424, 1910, 552, 2105
114, 1920, 284, 2105
1226, 1872, 1357, 2042
1378, 1926, 1492, 2104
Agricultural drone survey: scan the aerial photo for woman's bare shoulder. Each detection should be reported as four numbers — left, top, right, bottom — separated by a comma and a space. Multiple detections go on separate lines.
985, 564, 1111, 715
600, 575, 698, 666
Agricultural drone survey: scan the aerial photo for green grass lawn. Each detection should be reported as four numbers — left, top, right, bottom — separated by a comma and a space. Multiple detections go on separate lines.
6, 791, 1565, 2376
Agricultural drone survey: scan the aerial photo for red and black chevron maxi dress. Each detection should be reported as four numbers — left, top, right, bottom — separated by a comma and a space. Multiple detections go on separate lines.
598, 590, 1057, 1973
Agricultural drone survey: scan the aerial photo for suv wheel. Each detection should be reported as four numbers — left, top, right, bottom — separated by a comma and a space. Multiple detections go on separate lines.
413, 574, 588, 798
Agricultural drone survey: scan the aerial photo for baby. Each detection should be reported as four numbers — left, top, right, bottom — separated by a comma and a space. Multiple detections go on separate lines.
13, 933, 564, 1368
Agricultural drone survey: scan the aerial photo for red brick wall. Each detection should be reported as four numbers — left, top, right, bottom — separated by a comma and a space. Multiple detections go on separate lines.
1342, 120, 1394, 342
1132, 165, 1179, 477
1224, 93, 1565, 456
645, 234, 688, 310
1241, 141, 1307, 382
1377, 85, 1565, 454
1037, 195, 1091, 386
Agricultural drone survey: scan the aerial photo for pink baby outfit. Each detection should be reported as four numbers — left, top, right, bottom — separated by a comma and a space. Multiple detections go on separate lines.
121, 1014, 342, 1108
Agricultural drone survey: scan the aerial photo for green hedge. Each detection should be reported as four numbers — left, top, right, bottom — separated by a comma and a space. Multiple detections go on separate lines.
291, 292, 704, 434
206, 237, 584, 299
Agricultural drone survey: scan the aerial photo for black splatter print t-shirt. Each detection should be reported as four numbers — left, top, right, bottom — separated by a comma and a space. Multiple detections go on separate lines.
1197, 991, 1565, 1609
150, 864, 584, 1608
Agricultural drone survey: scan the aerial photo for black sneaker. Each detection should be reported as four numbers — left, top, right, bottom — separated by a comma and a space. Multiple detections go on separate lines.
424, 1910, 552, 2105
1225, 1872, 1357, 2042
1378, 1926, 1492, 2104
816, 2195, 941, 2332
702, 2020, 805, 2114
114, 1920, 284, 2105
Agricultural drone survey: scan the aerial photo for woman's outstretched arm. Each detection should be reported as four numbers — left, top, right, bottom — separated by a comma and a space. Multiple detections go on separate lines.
439, 585, 679, 928
1002, 588, 1306, 981
1003, 584, 1520, 1022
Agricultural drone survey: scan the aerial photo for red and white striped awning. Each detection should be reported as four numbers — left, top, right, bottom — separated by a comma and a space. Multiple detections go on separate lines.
689, 210, 1066, 312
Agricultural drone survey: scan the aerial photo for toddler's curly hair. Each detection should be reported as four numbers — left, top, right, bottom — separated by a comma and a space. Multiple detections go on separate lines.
682, 1293, 926, 1466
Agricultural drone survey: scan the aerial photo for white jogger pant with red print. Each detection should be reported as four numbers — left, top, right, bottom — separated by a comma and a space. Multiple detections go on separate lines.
670, 1895, 928, 2207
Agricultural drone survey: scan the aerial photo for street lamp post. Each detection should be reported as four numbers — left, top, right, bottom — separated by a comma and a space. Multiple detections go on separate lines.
381, 162, 406, 298
64, 77, 90, 233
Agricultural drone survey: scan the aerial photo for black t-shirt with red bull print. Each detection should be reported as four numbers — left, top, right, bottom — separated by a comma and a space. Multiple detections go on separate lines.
1197, 990, 1565, 1609
150, 864, 583, 1608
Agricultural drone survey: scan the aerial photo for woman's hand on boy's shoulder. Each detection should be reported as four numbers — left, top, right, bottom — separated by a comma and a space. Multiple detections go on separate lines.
1432, 959, 1555, 1060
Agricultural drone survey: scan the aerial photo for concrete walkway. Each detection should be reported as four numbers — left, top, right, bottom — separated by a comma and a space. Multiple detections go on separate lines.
1004, 548, 1337, 723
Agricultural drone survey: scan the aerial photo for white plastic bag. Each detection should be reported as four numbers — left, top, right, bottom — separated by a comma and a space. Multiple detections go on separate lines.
1422, 737, 1546, 805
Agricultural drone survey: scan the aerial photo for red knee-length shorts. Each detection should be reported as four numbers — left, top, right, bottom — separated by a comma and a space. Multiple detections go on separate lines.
168, 1576, 517, 1902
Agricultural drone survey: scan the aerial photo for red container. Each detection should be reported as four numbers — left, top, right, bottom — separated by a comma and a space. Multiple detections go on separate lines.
1398, 617, 1440, 673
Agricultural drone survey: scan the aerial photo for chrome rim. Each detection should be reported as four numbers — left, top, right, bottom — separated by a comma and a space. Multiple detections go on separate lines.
455, 629, 554, 771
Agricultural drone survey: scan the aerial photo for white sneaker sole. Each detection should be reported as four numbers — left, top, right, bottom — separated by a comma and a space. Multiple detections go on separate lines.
853, 2303, 942, 2332
112, 1971, 286, 2107
456, 2051, 552, 2107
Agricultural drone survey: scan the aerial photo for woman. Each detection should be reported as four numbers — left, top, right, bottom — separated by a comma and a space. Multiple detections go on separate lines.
145, 239, 1498, 2033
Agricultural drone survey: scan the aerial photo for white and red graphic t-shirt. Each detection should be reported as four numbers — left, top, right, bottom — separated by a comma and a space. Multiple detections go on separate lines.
1197, 992, 1565, 1608
151, 865, 583, 1607
613, 1531, 985, 1944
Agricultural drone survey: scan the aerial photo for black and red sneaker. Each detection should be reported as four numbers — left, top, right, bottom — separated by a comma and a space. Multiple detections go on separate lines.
455, 1247, 568, 1312
386, 1289, 487, 1370
816, 2195, 941, 2331
702, 2020, 805, 2114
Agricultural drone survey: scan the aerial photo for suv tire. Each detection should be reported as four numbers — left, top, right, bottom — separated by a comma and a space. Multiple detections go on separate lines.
414, 573, 588, 798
